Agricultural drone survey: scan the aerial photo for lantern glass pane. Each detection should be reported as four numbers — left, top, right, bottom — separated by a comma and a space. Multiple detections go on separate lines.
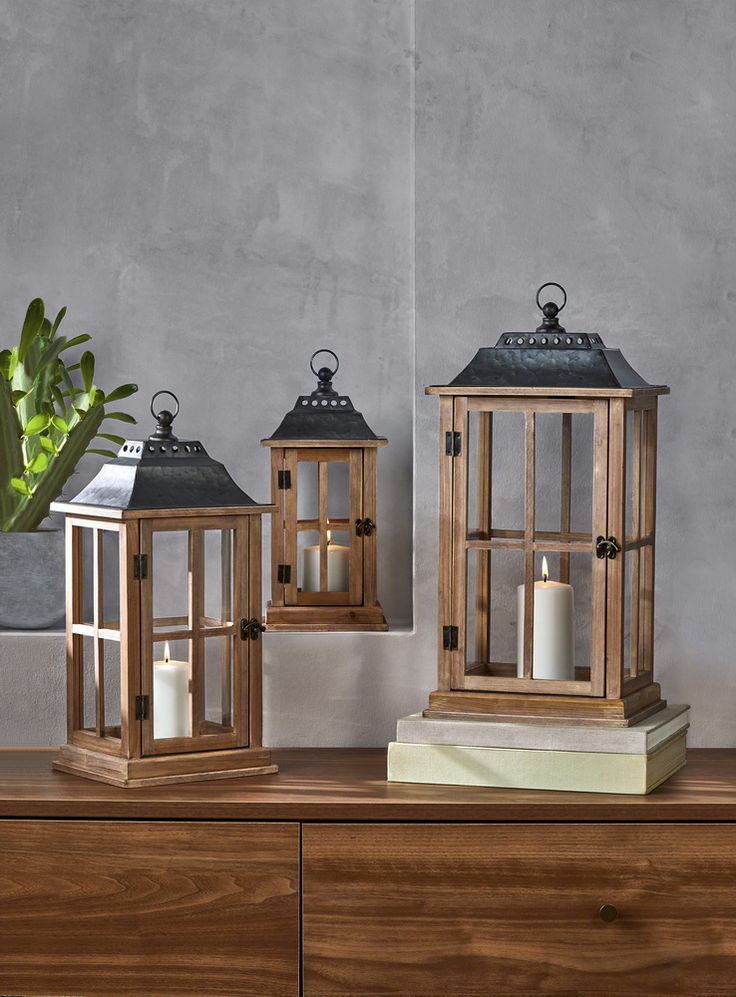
487, 411, 525, 534
202, 636, 234, 733
81, 634, 96, 732
80, 528, 94, 625
564, 550, 592, 683
297, 529, 321, 593
623, 547, 652, 679
327, 460, 350, 522
326, 529, 350, 592
625, 410, 635, 539
102, 639, 121, 737
202, 529, 233, 628
534, 411, 594, 537
298, 528, 350, 593
152, 638, 191, 740
569, 413, 595, 535
465, 548, 524, 678
152, 531, 190, 632
466, 548, 593, 683
297, 460, 318, 520
638, 543, 654, 675
100, 529, 120, 630
518, 550, 589, 682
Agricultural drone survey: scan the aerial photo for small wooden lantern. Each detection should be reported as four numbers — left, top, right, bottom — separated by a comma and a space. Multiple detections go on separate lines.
426, 284, 669, 727
51, 391, 277, 786
262, 350, 388, 631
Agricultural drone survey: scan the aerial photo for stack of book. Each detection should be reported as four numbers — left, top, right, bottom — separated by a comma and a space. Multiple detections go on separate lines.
388, 704, 689, 795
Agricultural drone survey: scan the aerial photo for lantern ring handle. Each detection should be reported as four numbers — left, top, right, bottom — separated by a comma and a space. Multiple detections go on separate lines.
536, 282, 567, 313
310, 349, 339, 379
150, 390, 180, 421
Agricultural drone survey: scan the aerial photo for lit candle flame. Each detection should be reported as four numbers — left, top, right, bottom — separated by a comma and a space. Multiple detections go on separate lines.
164, 640, 171, 663
326, 528, 332, 545
542, 556, 549, 583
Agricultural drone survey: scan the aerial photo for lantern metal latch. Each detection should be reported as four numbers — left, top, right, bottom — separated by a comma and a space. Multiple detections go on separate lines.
355, 517, 375, 537
135, 695, 149, 721
443, 625, 459, 651
133, 554, 148, 579
277, 564, 291, 584
277, 469, 291, 489
240, 617, 266, 641
596, 536, 621, 560
445, 431, 462, 457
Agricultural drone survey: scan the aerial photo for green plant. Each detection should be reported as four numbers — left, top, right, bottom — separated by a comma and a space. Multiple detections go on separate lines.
0, 298, 137, 531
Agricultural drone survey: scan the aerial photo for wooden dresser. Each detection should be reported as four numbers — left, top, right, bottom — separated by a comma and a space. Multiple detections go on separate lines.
2, 748, 736, 996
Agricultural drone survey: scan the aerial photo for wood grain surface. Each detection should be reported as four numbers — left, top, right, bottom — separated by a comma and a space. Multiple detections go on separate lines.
0, 820, 298, 996
1, 748, 736, 821
303, 822, 736, 996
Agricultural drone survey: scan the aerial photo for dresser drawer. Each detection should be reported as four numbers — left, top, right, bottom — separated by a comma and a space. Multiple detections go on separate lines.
0, 820, 299, 997
303, 823, 736, 996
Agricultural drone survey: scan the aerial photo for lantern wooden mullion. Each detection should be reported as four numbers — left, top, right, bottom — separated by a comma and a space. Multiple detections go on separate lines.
52, 391, 277, 787
263, 350, 388, 632
426, 284, 669, 728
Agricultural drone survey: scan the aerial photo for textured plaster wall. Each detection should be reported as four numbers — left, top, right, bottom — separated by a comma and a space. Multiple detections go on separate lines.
1, 0, 735, 747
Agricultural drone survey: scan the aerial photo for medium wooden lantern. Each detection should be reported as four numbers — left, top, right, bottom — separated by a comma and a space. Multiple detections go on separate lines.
262, 350, 388, 632
426, 284, 669, 727
51, 391, 277, 787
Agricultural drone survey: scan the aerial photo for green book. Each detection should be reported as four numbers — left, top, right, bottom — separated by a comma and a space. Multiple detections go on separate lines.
387, 733, 687, 795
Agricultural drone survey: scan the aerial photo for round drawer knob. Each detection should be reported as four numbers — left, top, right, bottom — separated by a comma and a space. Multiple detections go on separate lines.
599, 903, 619, 923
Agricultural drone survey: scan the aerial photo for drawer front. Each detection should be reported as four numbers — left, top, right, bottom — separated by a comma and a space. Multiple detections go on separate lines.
0, 820, 298, 997
303, 823, 736, 996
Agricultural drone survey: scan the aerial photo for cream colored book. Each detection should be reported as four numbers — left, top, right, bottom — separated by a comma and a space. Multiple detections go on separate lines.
387, 732, 687, 795
395, 705, 689, 754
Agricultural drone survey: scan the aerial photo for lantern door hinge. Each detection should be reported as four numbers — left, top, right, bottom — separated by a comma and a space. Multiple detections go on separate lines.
443, 625, 459, 651
277, 469, 291, 489
133, 554, 148, 579
445, 431, 462, 457
277, 563, 291, 584
135, 695, 149, 721
240, 617, 266, 641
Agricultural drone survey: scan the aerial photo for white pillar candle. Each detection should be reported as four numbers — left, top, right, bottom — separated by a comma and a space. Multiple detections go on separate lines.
153, 641, 191, 739
301, 534, 350, 592
516, 557, 575, 680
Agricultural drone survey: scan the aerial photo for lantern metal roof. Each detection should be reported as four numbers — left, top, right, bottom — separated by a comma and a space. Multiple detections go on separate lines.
54, 391, 264, 514
427, 283, 669, 395
263, 349, 387, 447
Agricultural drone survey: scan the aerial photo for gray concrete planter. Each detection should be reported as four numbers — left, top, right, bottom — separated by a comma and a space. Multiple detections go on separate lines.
0, 530, 66, 630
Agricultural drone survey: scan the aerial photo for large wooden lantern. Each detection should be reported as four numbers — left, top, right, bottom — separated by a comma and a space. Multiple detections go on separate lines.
51, 391, 277, 786
262, 350, 388, 632
426, 284, 669, 727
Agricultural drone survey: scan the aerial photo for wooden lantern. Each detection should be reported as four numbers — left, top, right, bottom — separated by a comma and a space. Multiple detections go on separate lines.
51, 391, 277, 786
262, 350, 388, 632
425, 284, 669, 727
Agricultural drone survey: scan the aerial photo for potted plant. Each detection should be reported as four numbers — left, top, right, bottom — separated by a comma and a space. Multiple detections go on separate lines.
0, 298, 137, 629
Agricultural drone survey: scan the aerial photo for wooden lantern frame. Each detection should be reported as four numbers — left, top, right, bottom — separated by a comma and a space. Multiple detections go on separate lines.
51, 396, 277, 786
262, 350, 388, 632
263, 439, 388, 631
425, 288, 669, 727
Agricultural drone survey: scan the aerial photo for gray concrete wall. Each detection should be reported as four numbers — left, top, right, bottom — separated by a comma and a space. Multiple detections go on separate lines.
1, 0, 735, 748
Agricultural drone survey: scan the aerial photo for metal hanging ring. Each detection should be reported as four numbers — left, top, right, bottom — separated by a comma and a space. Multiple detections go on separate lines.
150, 390, 180, 420
310, 349, 339, 379
536, 282, 567, 313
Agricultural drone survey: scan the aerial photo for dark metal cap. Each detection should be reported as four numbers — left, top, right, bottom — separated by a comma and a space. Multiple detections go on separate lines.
263, 350, 387, 445
435, 283, 665, 391
65, 391, 261, 511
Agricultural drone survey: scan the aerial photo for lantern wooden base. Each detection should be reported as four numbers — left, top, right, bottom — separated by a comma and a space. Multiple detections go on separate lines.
264, 601, 388, 632
53, 744, 278, 788
424, 683, 665, 728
